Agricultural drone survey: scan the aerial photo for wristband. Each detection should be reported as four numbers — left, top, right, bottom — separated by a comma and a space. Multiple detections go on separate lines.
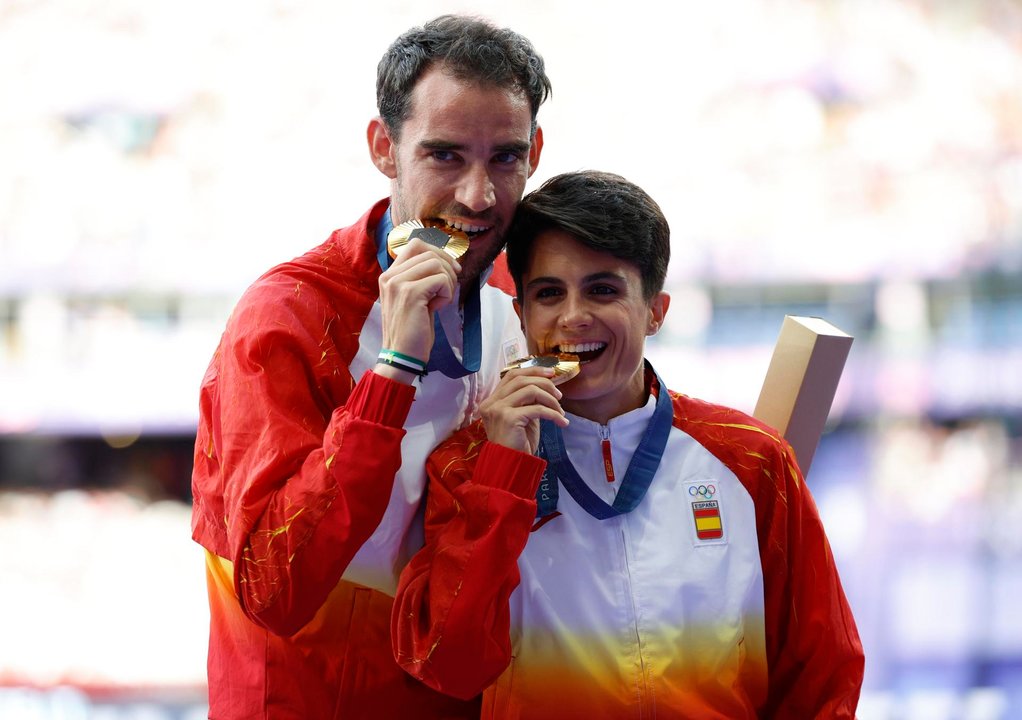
377, 349, 428, 377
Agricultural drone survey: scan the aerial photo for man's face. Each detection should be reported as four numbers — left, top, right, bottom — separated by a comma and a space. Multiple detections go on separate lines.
370, 65, 542, 286
514, 230, 669, 424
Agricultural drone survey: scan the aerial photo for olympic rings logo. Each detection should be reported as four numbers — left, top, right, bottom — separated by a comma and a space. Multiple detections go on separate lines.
688, 484, 716, 499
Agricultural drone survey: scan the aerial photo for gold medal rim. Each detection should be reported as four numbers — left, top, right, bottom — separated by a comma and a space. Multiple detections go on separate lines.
387, 219, 470, 260
500, 354, 581, 385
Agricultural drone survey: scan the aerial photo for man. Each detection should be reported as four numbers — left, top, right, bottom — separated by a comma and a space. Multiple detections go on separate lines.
190, 15, 549, 718
391, 171, 865, 718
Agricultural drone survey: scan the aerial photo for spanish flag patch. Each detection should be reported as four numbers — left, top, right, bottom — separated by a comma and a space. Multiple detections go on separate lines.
692, 501, 723, 540
686, 481, 726, 544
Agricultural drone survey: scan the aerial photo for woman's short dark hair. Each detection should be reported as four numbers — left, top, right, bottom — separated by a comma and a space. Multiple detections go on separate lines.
377, 15, 551, 141
506, 171, 671, 301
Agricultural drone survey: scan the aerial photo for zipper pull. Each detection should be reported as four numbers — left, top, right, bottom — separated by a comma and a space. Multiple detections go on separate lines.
599, 425, 616, 483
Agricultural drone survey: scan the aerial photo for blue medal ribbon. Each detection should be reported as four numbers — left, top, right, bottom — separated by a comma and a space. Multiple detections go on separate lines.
375, 207, 395, 271
536, 363, 672, 520
425, 286, 481, 378
375, 208, 482, 379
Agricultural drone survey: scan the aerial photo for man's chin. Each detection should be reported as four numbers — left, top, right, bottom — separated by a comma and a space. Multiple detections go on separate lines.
463, 236, 502, 267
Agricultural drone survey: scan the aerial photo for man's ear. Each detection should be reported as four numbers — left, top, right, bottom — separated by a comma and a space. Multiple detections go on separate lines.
647, 292, 670, 336
367, 117, 398, 179
527, 126, 544, 178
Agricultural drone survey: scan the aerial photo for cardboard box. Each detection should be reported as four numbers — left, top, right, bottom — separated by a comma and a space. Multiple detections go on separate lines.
753, 316, 853, 478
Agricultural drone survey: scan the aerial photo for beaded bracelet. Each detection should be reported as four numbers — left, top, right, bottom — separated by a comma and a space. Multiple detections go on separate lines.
377, 349, 428, 378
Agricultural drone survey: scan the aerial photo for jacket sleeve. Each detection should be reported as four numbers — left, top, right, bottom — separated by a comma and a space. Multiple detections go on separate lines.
391, 432, 546, 700
758, 445, 865, 718
192, 288, 415, 638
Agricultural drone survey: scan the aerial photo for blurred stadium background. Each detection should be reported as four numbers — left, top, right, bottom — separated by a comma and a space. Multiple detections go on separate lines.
1, 0, 1021, 717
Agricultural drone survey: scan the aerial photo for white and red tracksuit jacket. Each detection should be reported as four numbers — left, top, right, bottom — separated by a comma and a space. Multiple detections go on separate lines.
190, 198, 525, 718
393, 377, 865, 719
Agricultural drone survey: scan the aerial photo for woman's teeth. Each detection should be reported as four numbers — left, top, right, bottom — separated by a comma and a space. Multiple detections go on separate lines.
555, 343, 607, 362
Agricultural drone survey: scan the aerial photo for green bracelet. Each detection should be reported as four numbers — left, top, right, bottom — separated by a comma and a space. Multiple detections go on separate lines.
378, 349, 428, 377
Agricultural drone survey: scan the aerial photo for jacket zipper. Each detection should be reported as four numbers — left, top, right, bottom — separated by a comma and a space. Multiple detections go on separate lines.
620, 527, 651, 717
599, 424, 616, 483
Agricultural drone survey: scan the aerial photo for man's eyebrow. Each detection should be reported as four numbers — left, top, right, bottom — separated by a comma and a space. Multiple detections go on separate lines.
418, 139, 532, 153
495, 140, 532, 154
419, 139, 461, 151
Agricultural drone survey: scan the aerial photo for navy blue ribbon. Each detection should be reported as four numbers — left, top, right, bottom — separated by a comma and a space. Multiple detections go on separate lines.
375, 207, 395, 271
375, 208, 482, 379
426, 286, 481, 378
536, 363, 672, 520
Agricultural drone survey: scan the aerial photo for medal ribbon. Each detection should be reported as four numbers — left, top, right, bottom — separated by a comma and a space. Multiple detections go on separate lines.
376, 208, 482, 378
535, 363, 672, 520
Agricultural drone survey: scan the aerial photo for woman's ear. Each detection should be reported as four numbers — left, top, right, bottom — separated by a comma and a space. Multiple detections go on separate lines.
647, 292, 670, 336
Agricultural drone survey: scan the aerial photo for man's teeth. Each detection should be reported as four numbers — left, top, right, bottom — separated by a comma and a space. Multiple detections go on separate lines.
557, 342, 606, 354
447, 220, 488, 234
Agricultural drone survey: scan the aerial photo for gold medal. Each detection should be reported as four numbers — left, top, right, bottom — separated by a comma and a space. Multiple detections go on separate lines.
500, 353, 581, 385
387, 219, 470, 260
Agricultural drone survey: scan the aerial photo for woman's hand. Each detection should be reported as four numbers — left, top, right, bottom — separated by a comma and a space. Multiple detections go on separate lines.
480, 366, 569, 455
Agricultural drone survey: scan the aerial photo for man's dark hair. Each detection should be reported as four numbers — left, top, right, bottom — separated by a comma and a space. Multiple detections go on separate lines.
377, 14, 551, 141
506, 171, 671, 301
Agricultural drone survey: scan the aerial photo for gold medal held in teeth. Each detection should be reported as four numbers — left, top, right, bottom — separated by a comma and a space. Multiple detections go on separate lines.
500, 353, 581, 385
387, 219, 470, 260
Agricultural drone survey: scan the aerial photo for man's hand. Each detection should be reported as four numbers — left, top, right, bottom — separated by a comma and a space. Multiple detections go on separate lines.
480, 366, 569, 455
376, 238, 460, 383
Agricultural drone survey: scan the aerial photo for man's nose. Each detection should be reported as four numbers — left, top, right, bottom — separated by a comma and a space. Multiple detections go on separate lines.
455, 165, 496, 212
